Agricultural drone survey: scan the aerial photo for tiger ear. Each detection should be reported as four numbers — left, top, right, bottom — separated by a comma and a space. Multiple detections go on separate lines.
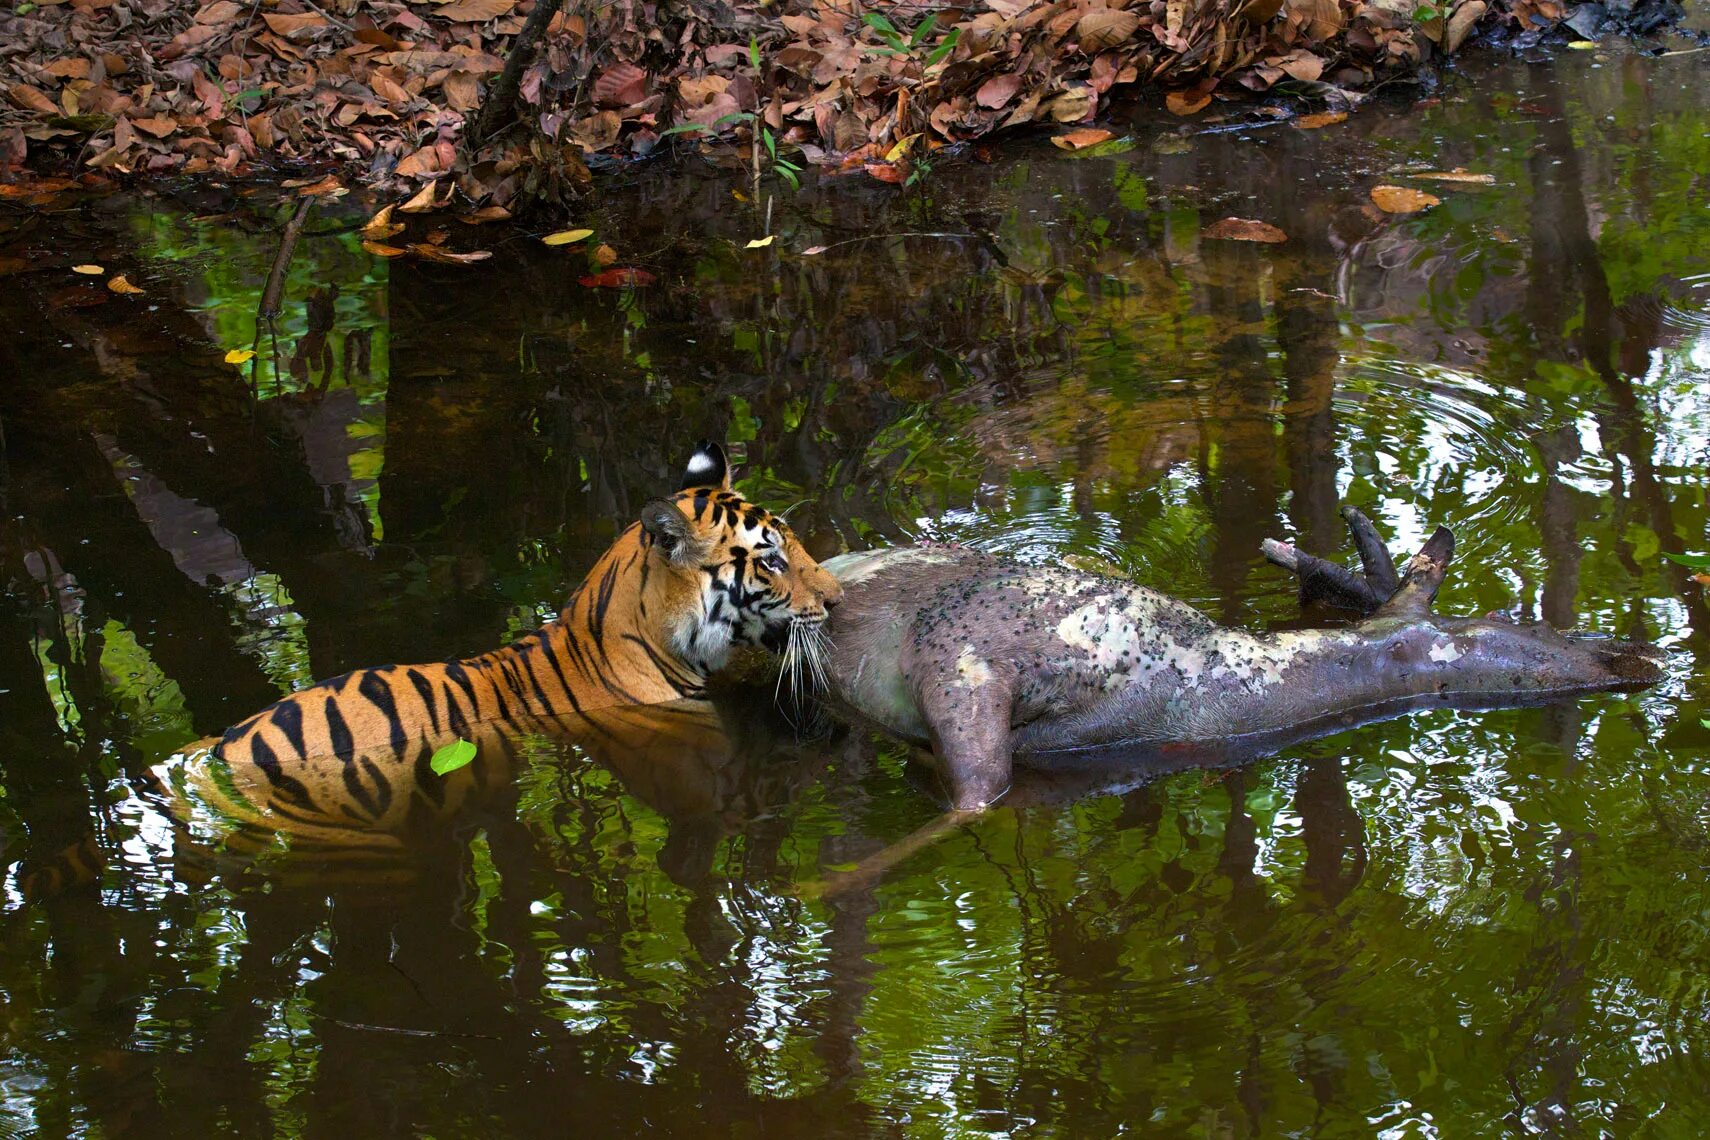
679, 440, 732, 492
640, 499, 703, 565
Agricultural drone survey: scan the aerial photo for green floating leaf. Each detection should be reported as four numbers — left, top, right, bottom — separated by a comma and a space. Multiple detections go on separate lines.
430, 738, 477, 775
1661, 551, 1710, 571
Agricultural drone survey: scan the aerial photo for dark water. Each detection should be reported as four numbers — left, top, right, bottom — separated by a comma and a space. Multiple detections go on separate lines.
3, 46, 1709, 1137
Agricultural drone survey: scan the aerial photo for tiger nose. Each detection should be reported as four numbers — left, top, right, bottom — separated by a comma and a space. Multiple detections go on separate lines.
821, 574, 844, 607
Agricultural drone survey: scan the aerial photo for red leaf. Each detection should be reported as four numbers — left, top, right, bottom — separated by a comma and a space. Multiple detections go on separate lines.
578, 268, 657, 288
864, 162, 905, 184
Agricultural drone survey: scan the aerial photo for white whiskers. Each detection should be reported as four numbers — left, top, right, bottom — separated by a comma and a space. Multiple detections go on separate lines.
775, 617, 832, 710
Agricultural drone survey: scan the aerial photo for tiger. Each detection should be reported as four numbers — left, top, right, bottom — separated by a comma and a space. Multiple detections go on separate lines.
157, 441, 843, 854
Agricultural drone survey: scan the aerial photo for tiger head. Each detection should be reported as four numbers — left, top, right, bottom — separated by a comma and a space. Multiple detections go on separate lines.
638, 442, 842, 673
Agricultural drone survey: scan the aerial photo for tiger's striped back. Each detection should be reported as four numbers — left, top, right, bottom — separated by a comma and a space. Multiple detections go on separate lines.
175, 442, 841, 842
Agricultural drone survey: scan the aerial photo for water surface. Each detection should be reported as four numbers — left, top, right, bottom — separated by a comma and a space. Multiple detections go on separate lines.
2, 48, 1708, 1137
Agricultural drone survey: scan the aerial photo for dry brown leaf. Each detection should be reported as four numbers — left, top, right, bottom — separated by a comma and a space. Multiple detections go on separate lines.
1409, 169, 1496, 184
1203, 217, 1288, 243
864, 163, 905, 184
594, 62, 648, 108
592, 243, 618, 266
194, 0, 244, 23
1292, 111, 1347, 129
975, 73, 1022, 109
1048, 88, 1096, 122
443, 71, 480, 112
395, 146, 444, 178
362, 241, 410, 258
1445, 0, 1486, 52
296, 174, 344, 196
1052, 128, 1115, 150
361, 204, 403, 239
72, 264, 104, 274
1370, 185, 1440, 213
460, 206, 511, 223
1166, 90, 1212, 115
43, 58, 91, 80
106, 273, 143, 294
409, 244, 492, 265
398, 183, 441, 213
9, 85, 59, 116
262, 12, 328, 38
132, 116, 179, 138
434, 0, 515, 20
1076, 9, 1140, 50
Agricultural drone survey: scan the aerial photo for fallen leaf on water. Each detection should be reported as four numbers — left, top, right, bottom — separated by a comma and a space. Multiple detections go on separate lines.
459, 206, 512, 224
1292, 111, 1348, 129
398, 183, 441, 213
408, 244, 492, 265
429, 738, 477, 776
72, 264, 104, 275
592, 243, 617, 267
1202, 217, 1288, 243
361, 241, 410, 258
296, 175, 344, 196
225, 348, 256, 364
801, 245, 828, 256
743, 235, 775, 249
1166, 90, 1211, 116
578, 268, 657, 288
1409, 170, 1497, 185
360, 204, 403, 239
864, 163, 905, 184
107, 274, 143, 294
542, 228, 594, 246
1370, 185, 1440, 214
1052, 128, 1115, 150
1694, 573, 1710, 585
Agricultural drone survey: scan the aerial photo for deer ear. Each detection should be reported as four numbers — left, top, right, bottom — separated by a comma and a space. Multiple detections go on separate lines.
641, 499, 700, 564
679, 440, 732, 492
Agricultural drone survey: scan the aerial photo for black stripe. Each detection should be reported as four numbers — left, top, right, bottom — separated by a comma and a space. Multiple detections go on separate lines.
358, 671, 408, 756
534, 633, 583, 713
406, 668, 441, 734
324, 695, 355, 760
413, 736, 446, 807
359, 755, 392, 816
249, 736, 314, 809
269, 700, 308, 756
620, 633, 702, 695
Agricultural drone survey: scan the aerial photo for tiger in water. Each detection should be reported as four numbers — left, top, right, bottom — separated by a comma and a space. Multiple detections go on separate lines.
159, 441, 842, 853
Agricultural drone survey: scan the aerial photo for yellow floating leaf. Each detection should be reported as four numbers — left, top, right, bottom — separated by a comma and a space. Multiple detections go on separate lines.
1052, 128, 1115, 150
1292, 111, 1348, 129
1370, 185, 1441, 214
71, 264, 104, 275
106, 274, 144, 294
542, 228, 594, 246
225, 348, 257, 364
743, 235, 775, 249
885, 133, 921, 162
1409, 169, 1497, 184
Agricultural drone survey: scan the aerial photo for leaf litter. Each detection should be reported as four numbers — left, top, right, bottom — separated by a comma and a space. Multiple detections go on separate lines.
0, 0, 1594, 212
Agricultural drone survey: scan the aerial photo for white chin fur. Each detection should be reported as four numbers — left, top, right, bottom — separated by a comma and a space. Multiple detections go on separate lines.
673, 613, 734, 672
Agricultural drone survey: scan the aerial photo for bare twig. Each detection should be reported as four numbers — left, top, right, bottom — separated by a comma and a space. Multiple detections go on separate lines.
468, 0, 569, 149
260, 198, 314, 320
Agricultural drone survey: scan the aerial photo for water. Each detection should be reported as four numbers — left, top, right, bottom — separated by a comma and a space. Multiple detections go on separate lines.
2, 47, 1708, 1137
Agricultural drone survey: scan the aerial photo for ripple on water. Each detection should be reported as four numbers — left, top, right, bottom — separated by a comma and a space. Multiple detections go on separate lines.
1619, 272, 1710, 337
1332, 359, 1552, 564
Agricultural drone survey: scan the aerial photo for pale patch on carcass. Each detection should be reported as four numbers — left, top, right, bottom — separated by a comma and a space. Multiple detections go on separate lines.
1429, 639, 1465, 663
955, 646, 993, 687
